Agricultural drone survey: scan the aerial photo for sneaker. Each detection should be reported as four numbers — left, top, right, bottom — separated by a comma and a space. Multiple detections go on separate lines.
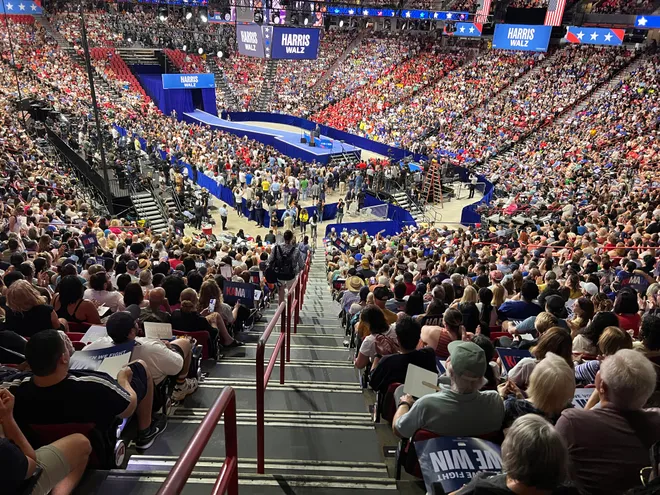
135, 414, 168, 450
172, 378, 199, 402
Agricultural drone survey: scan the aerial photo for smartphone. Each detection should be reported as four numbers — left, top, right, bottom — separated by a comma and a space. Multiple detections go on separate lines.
208, 299, 216, 313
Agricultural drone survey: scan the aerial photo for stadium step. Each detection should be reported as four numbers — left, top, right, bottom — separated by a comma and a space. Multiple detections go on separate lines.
131, 190, 169, 233
102, 245, 395, 492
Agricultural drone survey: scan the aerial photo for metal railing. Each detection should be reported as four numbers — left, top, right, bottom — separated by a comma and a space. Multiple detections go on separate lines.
256, 252, 312, 474
157, 387, 238, 495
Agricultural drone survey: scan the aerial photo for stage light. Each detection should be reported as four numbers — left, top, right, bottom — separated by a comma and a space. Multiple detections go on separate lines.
185, 10, 193, 20
217, 50, 223, 58
158, 8, 167, 22
198, 47, 204, 54
339, 19, 344, 27
303, 16, 309, 25
272, 14, 280, 24
224, 11, 231, 21
127, 37, 132, 43
182, 44, 187, 51
254, 9, 264, 23
200, 7, 208, 23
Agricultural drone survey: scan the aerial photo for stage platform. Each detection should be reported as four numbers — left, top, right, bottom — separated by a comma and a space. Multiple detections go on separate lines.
183, 110, 360, 165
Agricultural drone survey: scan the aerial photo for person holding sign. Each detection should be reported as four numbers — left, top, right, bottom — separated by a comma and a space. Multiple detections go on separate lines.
393, 341, 504, 439
84, 312, 198, 402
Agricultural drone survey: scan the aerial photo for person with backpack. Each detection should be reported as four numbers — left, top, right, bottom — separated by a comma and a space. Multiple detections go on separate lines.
354, 305, 399, 370
266, 230, 304, 304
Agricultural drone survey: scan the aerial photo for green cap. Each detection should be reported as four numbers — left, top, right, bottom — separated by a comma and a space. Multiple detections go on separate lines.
447, 341, 487, 379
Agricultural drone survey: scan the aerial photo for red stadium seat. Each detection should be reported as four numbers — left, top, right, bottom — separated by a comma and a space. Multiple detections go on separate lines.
173, 330, 211, 360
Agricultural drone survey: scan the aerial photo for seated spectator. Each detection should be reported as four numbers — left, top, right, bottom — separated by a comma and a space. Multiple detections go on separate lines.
84, 312, 198, 402
477, 287, 498, 333
123, 282, 146, 310
573, 311, 620, 357
508, 327, 573, 389
355, 305, 398, 370
84, 271, 125, 313
417, 297, 445, 327
0, 388, 92, 495
341, 276, 365, 314
404, 286, 426, 318
368, 286, 398, 332
566, 297, 595, 337
385, 282, 408, 313
140, 287, 172, 324
456, 414, 577, 494
556, 349, 660, 494
575, 326, 632, 385
471, 334, 500, 390
4, 280, 65, 337
171, 288, 241, 360
614, 288, 642, 337
420, 308, 465, 359
501, 352, 575, 428
52, 275, 101, 326
638, 314, 660, 407
3, 330, 165, 450
369, 315, 436, 394
498, 281, 541, 322
199, 280, 238, 329
508, 295, 568, 336
393, 341, 504, 438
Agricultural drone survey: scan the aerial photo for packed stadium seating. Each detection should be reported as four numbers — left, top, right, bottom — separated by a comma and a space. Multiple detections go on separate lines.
0, 2, 660, 494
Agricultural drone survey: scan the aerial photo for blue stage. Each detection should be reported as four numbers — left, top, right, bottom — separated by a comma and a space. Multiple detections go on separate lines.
182, 110, 360, 165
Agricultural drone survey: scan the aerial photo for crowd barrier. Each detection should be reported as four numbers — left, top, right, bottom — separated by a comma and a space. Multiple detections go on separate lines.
157, 387, 238, 495
256, 253, 311, 474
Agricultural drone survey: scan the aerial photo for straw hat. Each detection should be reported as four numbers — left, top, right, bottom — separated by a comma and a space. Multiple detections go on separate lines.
182, 236, 193, 246
346, 276, 365, 293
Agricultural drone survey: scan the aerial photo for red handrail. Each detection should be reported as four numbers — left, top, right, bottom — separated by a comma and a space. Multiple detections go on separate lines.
157, 387, 238, 495
256, 300, 287, 474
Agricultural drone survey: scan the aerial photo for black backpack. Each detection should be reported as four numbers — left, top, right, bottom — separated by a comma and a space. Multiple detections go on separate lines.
266, 245, 296, 282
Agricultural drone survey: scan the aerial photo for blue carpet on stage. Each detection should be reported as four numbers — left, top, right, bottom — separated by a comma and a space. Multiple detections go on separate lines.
183, 110, 359, 164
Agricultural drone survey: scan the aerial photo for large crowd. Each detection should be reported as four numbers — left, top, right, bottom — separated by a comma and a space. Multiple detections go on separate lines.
0, 3, 659, 494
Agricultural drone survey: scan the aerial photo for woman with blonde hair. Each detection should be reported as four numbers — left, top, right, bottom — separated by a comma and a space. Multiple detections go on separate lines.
5, 279, 66, 337
492, 284, 506, 309
171, 288, 243, 359
500, 353, 575, 428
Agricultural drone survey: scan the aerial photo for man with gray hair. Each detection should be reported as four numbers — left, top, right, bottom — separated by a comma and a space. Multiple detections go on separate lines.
392, 341, 504, 438
555, 349, 660, 494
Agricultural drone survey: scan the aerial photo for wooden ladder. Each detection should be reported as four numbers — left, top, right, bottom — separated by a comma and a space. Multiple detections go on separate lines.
421, 160, 444, 208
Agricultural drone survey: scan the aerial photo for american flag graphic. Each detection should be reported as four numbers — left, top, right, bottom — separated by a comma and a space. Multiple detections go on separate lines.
475, 0, 491, 24
544, 0, 566, 26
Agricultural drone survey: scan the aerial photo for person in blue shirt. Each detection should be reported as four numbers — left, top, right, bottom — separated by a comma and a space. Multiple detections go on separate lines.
498, 281, 542, 322
245, 172, 253, 186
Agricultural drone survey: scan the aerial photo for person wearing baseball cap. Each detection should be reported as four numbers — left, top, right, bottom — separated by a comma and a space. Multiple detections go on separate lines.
393, 341, 504, 438
357, 257, 376, 281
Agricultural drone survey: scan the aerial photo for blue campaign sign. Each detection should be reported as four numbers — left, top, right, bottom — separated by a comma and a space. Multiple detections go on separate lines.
223, 281, 255, 308
237, 24, 265, 58
565, 26, 624, 46
492, 24, 552, 52
496, 347, 532, 373
0, 0, 42, 14
162, 73, 215, 89
635, 15, 660, 28
416, 436, 503, 494
446, 22, 483, 37
270, 27, 320, 60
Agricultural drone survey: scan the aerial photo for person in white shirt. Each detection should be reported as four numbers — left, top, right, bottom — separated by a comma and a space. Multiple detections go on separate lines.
84, 311, 198, 402
84, 271, 126, 312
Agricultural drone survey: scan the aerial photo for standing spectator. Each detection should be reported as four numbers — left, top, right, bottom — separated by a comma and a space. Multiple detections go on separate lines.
219, 203, 228, 231
336, 200, 344, 224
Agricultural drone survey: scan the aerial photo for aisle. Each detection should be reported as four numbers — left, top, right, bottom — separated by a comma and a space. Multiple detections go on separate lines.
91, 249, 397, 494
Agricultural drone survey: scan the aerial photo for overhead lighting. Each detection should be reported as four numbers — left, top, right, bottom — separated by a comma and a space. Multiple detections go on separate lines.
217, 50, 223, 58
200, 8, 208, 23
158, 8, 167, 22
182, 44, 187, 51
198, 47, 204, 55
303, 16, 309, 25
272, 14, 280, 24
339, 19, 344, 27
185, 10, 193, 20
127, 37, 132, 43
224, 12, 231, 21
